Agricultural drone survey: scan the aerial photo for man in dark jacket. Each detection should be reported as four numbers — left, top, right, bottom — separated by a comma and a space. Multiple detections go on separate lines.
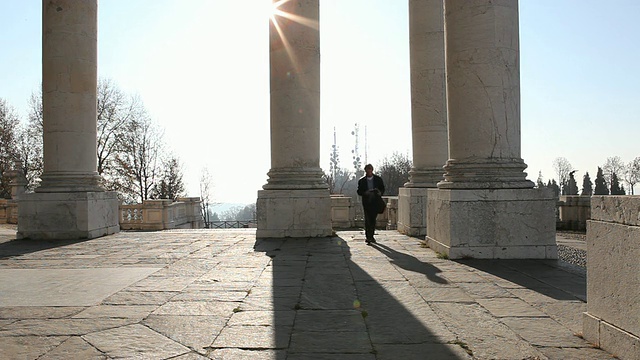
357, 164, 385, 244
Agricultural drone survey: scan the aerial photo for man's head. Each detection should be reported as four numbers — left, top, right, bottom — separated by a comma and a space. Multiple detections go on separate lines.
364, 164, 373, 177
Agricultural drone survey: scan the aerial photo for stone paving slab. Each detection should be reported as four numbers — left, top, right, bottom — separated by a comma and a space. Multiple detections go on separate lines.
0, 229, 617, 359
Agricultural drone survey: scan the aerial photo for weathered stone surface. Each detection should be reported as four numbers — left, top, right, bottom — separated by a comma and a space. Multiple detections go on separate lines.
84, 324, 190, 359
227, 310, 295, 327
0, 306, 84, 319
415, 286, 474, 303
39, 336, 105, 360
477, 298, 547, 318
590, 195, 640, 226
208, 348, 286, 360
257, 190, 332, 238
0, 335, 68, 360
429, 302, 545, 359
586, 220, 640, 339
500, 317, 588, 347
456, 282, 514, 299
537, 346, 616, 360
211, 325, 292, 349
534, 301, 586, 335
0, 318, 136, 336
0, 267, 159, 306
72, 305, 158, 320
375, 343, 472, 360
102, 291, 179, 305
293, 310, 366, 332
289, 331, 371, 353
143, 315, 227, 353
599, 320, 640, 360
152, 301, 238, 316
426, 189, 557, 260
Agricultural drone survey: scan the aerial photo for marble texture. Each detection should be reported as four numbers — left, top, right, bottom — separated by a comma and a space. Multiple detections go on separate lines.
426, 188, 556, 259
583, 197, 640, 359
256, 189, 331, 238
397, 187, 428, 237
17, 191, 119, 240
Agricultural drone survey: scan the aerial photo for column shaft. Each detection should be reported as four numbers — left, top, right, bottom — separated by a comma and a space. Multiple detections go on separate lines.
265, 0, 325, 190
39, 0, 101, 192
257, 0, 331, 238
439, 0, 532, 189
406, 0, 448, 188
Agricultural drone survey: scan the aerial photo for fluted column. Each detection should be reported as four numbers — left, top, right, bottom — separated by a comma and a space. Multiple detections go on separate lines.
264, 0, 326, 190
398, 0, 448, 237
406, 0, 448, 188
256, 0, 331, 238
438, 0, 533, 189
38, 0, 102, 193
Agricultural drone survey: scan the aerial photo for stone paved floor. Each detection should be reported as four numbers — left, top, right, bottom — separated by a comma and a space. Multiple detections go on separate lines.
0, 226, 617, 359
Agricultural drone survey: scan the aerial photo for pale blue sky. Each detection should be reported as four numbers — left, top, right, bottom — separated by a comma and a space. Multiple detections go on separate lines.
1, 1, 639, 202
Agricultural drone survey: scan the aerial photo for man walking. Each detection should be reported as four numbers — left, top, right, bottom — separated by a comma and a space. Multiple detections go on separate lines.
357, 164, 385, 244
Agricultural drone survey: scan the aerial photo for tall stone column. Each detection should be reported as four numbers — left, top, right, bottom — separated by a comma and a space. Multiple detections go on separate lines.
425, 0, 556, 259
398, 0, 448, 237
17, 0, 119, 240
256, 0, 331, 238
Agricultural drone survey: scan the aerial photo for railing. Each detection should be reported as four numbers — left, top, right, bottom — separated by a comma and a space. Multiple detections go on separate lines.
207, 220, 256, 229
119, 197, 203, 231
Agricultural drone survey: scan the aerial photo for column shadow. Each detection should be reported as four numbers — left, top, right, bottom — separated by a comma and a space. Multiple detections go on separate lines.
458, 259, 586, 302
0, 237, 91, 259
369, 242, 449, 285
254, 236, 471, 359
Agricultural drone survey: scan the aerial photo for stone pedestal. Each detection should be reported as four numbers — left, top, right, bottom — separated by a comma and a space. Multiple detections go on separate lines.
583, 196, 640, 360
17, 192, 119, 240
257, 189, 331, 238
397, 187, 428, 237
426, 188, 556, 259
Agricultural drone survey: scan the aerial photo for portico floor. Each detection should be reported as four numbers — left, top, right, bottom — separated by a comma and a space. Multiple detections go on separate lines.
0, 226, 616, 359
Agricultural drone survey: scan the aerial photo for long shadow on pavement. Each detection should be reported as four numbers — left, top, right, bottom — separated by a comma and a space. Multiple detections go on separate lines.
0, 237, 91, 259
458, 259, 586, 302
369, 242, 449, 285
254, 236, 472, 360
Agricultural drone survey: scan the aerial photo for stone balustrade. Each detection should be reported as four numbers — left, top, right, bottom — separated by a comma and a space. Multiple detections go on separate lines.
120, 197, 203, 231
0, 200, 18, 224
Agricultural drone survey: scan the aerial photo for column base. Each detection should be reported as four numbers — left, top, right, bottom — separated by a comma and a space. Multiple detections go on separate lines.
17, 191, 120, 240
583, 312, 640, 360
397, 187, 430, 237
256, 189, 332, 238
425, 188, 556, 259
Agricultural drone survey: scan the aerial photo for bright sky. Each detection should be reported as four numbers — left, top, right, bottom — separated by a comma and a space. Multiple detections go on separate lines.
1, 1, 639, 203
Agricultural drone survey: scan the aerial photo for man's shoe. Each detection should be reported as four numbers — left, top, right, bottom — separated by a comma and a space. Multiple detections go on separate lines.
369, 238, 377, 244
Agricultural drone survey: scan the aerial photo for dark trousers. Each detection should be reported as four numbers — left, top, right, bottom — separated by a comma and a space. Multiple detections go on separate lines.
364, 206, 378, 239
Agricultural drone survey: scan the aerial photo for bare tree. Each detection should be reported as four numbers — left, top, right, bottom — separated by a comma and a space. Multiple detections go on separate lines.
377, 152, 413, 196
0, 98, 21, 198
324, 167, 354, 194
602, 156, 625, 188
552, 157, 573, 190
113, 113, 164, 203
17, 90, 45, 190
625, 157, 640, 195
97, 79, 144, 176
199, 167, 214, 227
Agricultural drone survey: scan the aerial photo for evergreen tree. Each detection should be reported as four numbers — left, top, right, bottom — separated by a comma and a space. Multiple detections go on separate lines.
610, 172, 625, 195
581, 172, 593, 195
594, 167, 609, 195
535, 171, 545, 188
548, 179, 560, 198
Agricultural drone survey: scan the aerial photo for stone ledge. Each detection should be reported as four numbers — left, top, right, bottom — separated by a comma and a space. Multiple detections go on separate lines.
590, 196, 640, 226
583, 312, 640, 360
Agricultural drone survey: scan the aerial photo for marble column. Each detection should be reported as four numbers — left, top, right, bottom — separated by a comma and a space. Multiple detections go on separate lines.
425, 0, 556, 259
17, 0, 119, 240
398, 0, 448, 237
256, 0, 331, 238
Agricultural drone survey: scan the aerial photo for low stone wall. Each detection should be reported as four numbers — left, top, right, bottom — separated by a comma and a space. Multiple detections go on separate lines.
557, 195, 590, 231
120, 197, 203, 231
330, 195, 398, 230
0, 199, 18, 224
583, 196, 640, 360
